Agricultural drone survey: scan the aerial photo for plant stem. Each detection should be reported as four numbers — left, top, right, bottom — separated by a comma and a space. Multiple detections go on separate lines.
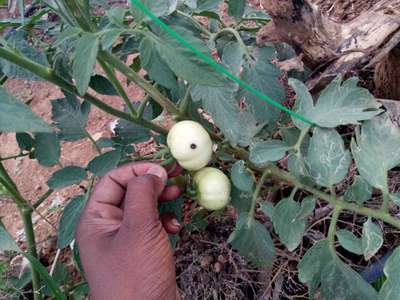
327, 206, 342, 249
21, 207, 42, 300
381, 191, 391, 213
33, 189, 54, 209
98, 51, 181, 116
98, 58, 137, 117
178, 85, 192, 118
84, 129, 102, 155
0, 47, 168, 135
137, 93, 152, 118
248, 168, 271, 225
0, 152, 30, 161
176, 10, 212, 36
293, 128, 310, 155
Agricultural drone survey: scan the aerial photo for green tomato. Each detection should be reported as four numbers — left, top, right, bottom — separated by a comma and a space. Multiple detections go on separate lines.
167, 121, 213, 171
194, 167, 231, 211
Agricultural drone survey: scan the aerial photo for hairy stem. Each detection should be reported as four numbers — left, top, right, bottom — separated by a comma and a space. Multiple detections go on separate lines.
98, 58, 137, 117
0, 47, 168, 135
98, 51, 180, 116
248, 168, 271, 225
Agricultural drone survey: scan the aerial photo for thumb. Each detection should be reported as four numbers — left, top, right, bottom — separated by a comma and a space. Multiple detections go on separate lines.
122, 174, 166, 229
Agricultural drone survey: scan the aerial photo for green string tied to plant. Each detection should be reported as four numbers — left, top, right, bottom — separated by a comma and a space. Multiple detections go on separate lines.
129, 0, 315, 126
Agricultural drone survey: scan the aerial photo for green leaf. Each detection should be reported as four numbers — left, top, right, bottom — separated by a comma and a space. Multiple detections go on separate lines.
73, 33, 100, 96
115, 118, 151, 144
287, 154, 312, 183
16, 133, 35, 151
222, 42, 245, 76
191, 82, 262, 146
281, 127, 310, 154
249, 140, 288, 167
379, 246, 400, 299
52, 97, 91, 141
58, 195, 87, 249
0, 30, 49, 81
34, 133, 61, 167
230, 160, 254, 192
87, 150, 122, 177
131, 0, 177, 23
47, 166, 87, 190
231, 186, 252, 214
299, 240, 378, 299
344, 175, 372, 205
0, 87, 52, 133
228, 213, 275, 268
100, 28, 124, 50
289, 76, 382, 129
391, 193, 400, 207
139, 37, 177, 89
336, 229, 363, 255
296, 196, 316, 219
106, 7, 127, 26
42, 263, 69, 296
0, 220, 19, 252
150, 26, 226, 86
241, 47, 285, 127
227, 0, 245, 20
362, 218, 383, 261
306, 128, 351, 187
89, 74, 118, 95
272, 197, 306, 251
260, 201, 275, 219
351, 114, 400, 190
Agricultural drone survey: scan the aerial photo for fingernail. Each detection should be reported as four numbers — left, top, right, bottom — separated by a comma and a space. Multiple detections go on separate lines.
147, 165, 167, 183
171, 218, 181, 229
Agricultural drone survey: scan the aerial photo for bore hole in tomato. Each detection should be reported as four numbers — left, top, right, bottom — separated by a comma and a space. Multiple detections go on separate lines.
190, 143, 197, 149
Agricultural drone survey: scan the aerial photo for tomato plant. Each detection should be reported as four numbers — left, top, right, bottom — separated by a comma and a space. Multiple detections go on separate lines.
0, 0, 400, 299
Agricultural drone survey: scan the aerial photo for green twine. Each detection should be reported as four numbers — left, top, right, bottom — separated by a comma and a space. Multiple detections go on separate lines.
129, 0, 315, 126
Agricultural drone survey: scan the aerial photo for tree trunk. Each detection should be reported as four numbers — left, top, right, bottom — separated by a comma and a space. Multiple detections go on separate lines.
258, 0, 400, 92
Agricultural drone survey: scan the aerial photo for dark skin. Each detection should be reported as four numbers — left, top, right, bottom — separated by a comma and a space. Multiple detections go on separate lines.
76, 162, 182, 300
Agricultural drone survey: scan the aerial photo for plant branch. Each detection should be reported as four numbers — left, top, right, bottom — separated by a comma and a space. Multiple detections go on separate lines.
327, 205, 342, 245
98, 58, 137, 117
33, 189, 54, 209
84, 129, 102, 155
98, 50, 180, 116
248, 168, 271, 225
0, 47, 168, 135
292, 128, 310, 155
0, 152, 30, 161
381, 191, 391, 213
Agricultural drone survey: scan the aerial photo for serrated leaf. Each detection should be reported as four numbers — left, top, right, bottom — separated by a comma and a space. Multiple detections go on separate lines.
150, 26, 226, 86
73, 33, 100, 95
351, 114, 400, 190
222, 42, 245, 76
241, 47, 285, 127
231, 186, 252, 214
336, 229, 363, 255
191, 82, 262, 146
139, 37, 177, 89
89, 74, 118, 95
0, 30, 49, 81
289, 76, 382, 129
115, 118, 151, 144
0, 87, 52, 133
344, 175, 373, 205
34, 133, 61, 167
299, 239, 378, 299
272, 197, 306, 251
16, 133, 35, 151
379, 246, 400, 299
52, 97, 90, 141
87, 150, 122, 177
306, 128, 351, 187
0, 220, 19, 252
58, 195, 86, 249
231, 160, 254, 192
391, 193, 400, 207
228, 213, 275, 268
249, 140, 288, 167
227, 0, 245, 20
131, 0, 177, 23
362, 218, 383, 261
47, 166, 87, 190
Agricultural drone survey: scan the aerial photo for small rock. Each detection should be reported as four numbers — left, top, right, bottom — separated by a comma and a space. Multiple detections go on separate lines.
200, 255, 214, 268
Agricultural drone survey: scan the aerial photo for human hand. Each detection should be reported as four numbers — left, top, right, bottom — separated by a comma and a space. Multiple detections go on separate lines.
76, 162, 182, 300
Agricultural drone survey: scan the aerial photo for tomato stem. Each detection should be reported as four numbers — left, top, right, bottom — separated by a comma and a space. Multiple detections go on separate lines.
248, 168, 271, 225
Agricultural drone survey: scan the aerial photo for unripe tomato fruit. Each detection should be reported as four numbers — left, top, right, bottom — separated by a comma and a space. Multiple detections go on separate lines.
194, 167, 231, 211
167, 121, 213, 171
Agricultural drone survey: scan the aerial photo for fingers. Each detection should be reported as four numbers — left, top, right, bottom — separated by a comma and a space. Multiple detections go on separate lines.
159, 185, 181, 202
122, 174, 165, 228
160, 213, 181, 234
88, 162, 168, 208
